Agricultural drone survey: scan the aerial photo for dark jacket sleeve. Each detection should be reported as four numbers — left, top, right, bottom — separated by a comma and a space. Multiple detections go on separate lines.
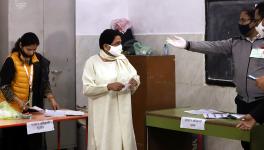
187, 38, 233, 55
41, 55, 52, 96
0, 57, 16, 102
0, 57, 15, 86
32, 53, 52, 107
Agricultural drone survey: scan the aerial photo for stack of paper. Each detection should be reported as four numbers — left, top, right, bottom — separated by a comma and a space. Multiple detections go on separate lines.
57, 110, 85, 116
203, 113, 229, 119
44, 109, 85, 117
184, 109, 222, 115
203, 113, 245, 119
44, 110, 65, 117
227, 114, 245, 119
185, 109, 245, 119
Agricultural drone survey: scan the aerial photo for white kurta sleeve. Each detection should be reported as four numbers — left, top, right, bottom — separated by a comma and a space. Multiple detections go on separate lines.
82, 59, 108, 99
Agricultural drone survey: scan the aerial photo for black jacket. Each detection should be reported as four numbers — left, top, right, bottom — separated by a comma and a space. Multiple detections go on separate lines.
33, 53, 51, 107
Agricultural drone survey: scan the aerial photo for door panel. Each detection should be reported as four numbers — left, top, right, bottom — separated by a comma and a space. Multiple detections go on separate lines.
43, 0, 76, 149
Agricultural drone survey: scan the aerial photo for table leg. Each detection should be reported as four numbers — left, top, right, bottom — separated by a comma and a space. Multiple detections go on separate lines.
57, 122, 61, 150
85, 118, 88, 149
147, 126, 193, 150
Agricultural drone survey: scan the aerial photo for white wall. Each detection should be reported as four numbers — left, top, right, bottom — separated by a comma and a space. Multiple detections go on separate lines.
128, 0, 205, 34
76, 0, 128, 35
76, 0, 205, 35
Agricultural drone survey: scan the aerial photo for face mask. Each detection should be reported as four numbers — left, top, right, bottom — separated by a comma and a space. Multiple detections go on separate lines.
20, 49, 34, 58
238, 23, 251, 36
255, 22, 264, 37
108, 45, 123, 57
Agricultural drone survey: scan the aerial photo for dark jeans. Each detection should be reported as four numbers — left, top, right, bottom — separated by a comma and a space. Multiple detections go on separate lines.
235, 95, 264, 150
2, 126, 46, 150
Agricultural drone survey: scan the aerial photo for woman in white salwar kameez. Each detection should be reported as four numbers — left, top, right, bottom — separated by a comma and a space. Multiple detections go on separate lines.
82, 29, 140, 150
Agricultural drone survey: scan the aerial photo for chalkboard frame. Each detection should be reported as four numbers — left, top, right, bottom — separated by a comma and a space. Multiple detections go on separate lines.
205, 0, 261, 87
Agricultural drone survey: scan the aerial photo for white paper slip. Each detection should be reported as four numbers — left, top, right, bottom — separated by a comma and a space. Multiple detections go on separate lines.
180, 117, 206, 130
28, 106, 44, 113
250, 48, 264, 58
27, 120, 54, 135
121, 83, 131, 92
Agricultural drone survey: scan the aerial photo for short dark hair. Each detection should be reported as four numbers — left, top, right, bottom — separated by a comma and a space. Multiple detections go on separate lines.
99, 29, 121, 49
241, 9, 255, 20
256, 2, 264, 18
12, 32, 40, 53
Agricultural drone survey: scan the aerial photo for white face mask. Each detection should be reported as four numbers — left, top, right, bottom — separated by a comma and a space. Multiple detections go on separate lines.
108, 45, 123, 57
255, 22, 264, 37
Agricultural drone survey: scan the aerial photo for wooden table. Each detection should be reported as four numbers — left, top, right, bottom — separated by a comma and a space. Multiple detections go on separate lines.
0, 112, 88, 150
146, 108, 264, 150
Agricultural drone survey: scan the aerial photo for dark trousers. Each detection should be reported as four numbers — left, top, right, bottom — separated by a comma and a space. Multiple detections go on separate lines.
235, 95, 264, 150
2, 126, 46, 150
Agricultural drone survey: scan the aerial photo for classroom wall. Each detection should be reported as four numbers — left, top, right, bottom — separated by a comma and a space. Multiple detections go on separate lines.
76, 0, 128, 35
0, 0, 9, 66
76, 0, 242, 149
128, 0, 205, 34
0, 0, 8, 145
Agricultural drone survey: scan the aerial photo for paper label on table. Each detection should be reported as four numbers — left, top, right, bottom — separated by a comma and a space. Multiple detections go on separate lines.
180, 117, 206, 130
27, 120, 54, 135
